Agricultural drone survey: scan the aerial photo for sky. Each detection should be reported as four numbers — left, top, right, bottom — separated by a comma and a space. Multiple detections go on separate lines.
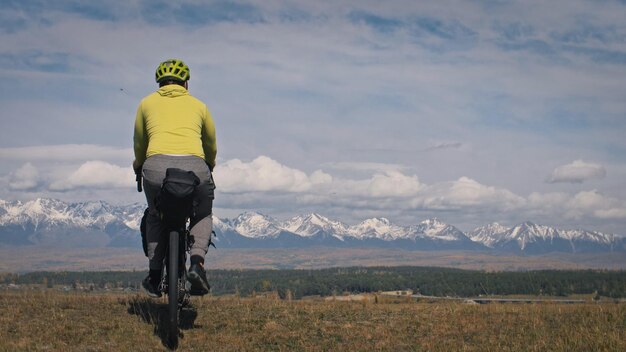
1, 0, 625, 234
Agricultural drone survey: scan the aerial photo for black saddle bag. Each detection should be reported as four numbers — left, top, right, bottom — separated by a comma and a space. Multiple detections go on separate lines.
157, 168, 201, 228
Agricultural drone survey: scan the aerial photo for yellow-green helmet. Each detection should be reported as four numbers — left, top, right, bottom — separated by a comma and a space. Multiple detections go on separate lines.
155, 59, 190, 83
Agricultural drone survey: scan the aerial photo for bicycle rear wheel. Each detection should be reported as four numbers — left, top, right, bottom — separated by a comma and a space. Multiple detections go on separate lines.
167, 230, 179, 348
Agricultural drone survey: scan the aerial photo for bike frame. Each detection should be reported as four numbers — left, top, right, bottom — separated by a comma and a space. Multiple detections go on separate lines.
162, 224, 192, 309
137, 172, 194, 349
164, 226, 189, 349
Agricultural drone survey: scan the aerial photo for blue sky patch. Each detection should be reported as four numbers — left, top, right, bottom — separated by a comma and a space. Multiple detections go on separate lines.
496, 39, 558, 56
348, 11, 403, 33
2, 0, 120, 22
492, 21, 535, 41
0, 51, 73, 73
139, 0, 264, 27
563, 45, 626, 65
552, 23, 623, 45
412, 17, 477, 41
407, 16, 478, 52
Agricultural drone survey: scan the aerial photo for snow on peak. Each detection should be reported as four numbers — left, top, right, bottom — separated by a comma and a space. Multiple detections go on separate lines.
233, 212, 282, 238
307, 213, 331, 225
468, 222, 510, 247
418, 218, 448, 231
348, 217, 406, 240
0, 198, 147, 232
560, 229, 613, 244
0, 198, 71, 228
359, 217, 392, 228
1, 197, 620, 250
282, 213, 348, 238
409, 218, 465, 241
466, 220, 621, 250
508, 222, 559, 247
212, 215, 233, 232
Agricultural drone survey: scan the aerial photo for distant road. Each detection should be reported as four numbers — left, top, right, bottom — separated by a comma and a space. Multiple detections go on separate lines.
380, 292, 587, 304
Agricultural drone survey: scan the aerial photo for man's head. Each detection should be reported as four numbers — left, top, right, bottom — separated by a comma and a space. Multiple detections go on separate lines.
155, 59, 190, 87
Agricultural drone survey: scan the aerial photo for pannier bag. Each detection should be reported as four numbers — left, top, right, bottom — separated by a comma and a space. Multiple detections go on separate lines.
157, 168, 201, 228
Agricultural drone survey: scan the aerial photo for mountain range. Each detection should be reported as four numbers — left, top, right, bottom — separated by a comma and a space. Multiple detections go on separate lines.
0, 198, 624, 254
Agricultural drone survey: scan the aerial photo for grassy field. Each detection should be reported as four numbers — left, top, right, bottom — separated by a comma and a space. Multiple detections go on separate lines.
1, 291, 624, 351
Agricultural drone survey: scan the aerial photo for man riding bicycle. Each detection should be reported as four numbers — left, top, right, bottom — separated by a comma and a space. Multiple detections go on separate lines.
133, 58, 216, 298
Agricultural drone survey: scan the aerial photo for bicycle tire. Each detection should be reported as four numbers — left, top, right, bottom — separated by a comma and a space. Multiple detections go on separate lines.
168, 230, 179, 348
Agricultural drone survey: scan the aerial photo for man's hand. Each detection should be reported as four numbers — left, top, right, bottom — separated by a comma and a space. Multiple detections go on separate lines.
205, 160, 214, 173
133, 160, 143, 193
132, 160, 143, 176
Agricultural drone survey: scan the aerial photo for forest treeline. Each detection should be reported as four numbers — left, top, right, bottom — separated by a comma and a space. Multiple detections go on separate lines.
2, 267, 625, 298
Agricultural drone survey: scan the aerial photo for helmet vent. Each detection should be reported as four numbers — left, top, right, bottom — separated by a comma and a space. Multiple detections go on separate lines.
155, 59, 190, 83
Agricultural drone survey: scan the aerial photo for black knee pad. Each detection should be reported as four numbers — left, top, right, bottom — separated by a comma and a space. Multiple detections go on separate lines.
140, 208, 149, 257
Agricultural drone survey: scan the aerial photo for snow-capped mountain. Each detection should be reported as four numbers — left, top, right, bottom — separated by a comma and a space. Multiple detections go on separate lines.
231, 212, 283, 238
468, 222, 512, 248
0, 198, 144, 247
217, 213, 474, 245
0, 198, 623, 253
468, 221, 623, 253
281, 213, 349, 240
408, 218, 470, 242
0, 199, 144, 231
346, 217, 406, 240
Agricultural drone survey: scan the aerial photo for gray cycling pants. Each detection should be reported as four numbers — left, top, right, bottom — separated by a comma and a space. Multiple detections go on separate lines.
142, 154, 215, 270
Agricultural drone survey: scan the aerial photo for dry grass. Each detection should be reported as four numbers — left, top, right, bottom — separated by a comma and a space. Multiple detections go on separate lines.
0, 290, 624, 351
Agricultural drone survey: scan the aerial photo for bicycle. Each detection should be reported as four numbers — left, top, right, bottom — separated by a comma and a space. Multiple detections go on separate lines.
137, 167, 200, 348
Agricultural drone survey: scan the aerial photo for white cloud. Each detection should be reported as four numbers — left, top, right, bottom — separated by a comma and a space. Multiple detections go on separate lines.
547, 160, 607, 184
333, 171, 423, 198
527, 192, 571, 210
528, 189, 626, 221
563, 190, 625, 220
8, 163, 40, 190
212, 157, 624, 226
324, 162, 409, 173
569, 190, 607, 209
594, 208, 626, 219
0, 145, 133, 163
213, 156, 323, 193
310, 170, 333, 185
217, 158, 523, 214
413, 177, 525, 210
1, 150, 625, 231
49, 161, 134, 191
215, 157, 421, 200
369, 171, 423, 198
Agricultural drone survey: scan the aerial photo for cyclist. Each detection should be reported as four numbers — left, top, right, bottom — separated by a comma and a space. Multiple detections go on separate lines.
133, 58, 216, 297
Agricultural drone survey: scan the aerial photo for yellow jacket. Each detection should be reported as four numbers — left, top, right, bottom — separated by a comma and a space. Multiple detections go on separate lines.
134, 85, 217, 169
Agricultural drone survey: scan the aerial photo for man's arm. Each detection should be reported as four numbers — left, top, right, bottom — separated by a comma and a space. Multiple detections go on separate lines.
201, 105, 217, 170
133, 102, 148, 171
